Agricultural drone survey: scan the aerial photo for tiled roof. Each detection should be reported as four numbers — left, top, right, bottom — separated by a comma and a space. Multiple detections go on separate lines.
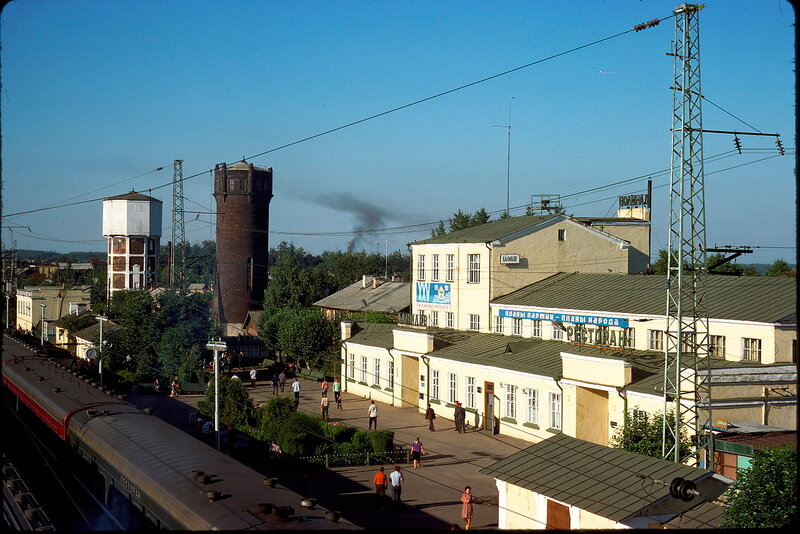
411, 215, 556, 245
480, 433, 718, 523
493, 273, 796, 324
73, 320, 123, 341
314, 277, 410, 313
715, 430, 796, 452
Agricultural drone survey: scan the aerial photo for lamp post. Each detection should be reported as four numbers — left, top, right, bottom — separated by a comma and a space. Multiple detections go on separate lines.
97, 315, 108, 388
39, 303, 47, 349
206, 340, 227, 451
6, 294, 10, 331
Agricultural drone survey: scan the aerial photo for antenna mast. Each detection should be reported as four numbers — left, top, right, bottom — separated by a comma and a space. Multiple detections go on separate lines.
170, 159, 186, 291
663, 3, 713, 468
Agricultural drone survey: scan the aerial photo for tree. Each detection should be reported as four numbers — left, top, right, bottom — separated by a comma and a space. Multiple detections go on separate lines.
431, 220, 446, 237
610, 409, 691, 460
263, 252, 317, 312
197, 376, 255, 430
722, 445, 797, 528
765, 259, 795, 277
276, 308, 336, 368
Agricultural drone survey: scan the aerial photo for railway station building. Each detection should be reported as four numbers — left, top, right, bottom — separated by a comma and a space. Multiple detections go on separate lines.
340, 214, 797, 458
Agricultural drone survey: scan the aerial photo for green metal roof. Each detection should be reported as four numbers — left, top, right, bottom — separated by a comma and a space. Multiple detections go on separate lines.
345, 324, 760, 397
493, 273, 797, 324
479, 433, 716, 523
411, 214, 557, 245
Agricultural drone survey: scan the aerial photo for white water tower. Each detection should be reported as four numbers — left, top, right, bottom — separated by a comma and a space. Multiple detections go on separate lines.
102, 191, 162, 295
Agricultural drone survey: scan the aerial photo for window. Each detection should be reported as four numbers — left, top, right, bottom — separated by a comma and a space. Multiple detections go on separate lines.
623, 327, 635, 348
494, 316, 504, 333
648, 330, 663, 351
505, 384, 517, 419
430, 311, 439, 327
432, 254, 440, 281
552, 324, 564, 340
388, 361, 394, 388
525, 389, 539, 424
448, 373, 457, 403
373, 358, 381, 386
531, 320, 542, 338
228, 178, 236, 190
432, 370, 440, 399
446, 312, 454, 328
557, 229, 566, 241
743, 338, 761, 362
469, 314, 480, 331
549, 392, 562, 430
465, 377, 475, 408
709, 335, 726, 358
348, 353, 355, 379
417, 255, 426, 281
446, 254, 455, 282
468, 254, 481, 283
681, 332, 697, 354
360, 355, 368, 382
512, 318, 523, 336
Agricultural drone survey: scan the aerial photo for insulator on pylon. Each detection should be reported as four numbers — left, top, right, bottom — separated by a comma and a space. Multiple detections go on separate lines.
733, 135, 742, 154
776, 137, 785, 155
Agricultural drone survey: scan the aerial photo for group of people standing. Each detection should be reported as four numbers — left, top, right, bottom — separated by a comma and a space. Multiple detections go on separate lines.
319, 377, 343, 421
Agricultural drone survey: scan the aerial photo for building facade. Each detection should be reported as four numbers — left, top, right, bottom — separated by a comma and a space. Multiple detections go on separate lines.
15, 285, 92, 339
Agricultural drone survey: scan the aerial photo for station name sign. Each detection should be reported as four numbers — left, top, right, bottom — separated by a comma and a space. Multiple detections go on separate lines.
619, 193, 650, 208
498, 309, 629, 328
415, 282, 451, 310
500, 254, 520, 264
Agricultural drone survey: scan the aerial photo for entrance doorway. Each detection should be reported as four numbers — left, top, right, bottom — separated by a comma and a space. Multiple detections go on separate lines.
484, 381, 498, 434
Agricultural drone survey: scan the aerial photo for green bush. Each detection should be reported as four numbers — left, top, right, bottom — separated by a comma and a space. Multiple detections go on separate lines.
323, 423, 357, 444
197, 376, 254, 431
253, 396, 297, 443
369, 430, 395, 453
278, 412, 324, 457
351, 430, 372, 450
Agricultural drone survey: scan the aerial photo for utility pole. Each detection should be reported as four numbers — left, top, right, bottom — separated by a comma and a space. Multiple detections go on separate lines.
663, 3, 712, 469
171, 159, 186, 291
495, 96, 515, 216
40, 303, 47, 349
206, 340, 227, 451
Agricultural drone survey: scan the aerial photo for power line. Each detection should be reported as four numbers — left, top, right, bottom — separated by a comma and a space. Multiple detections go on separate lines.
3, 14, 676, 221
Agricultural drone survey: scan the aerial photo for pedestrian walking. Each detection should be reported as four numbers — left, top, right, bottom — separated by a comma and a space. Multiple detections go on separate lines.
153, 377, 161, 394
425, 403, 436, 431
170, 377, 181, 398
410, 437, 426, 469
269, 440, 282, 476
389, 466, 404, 507
292, 378, 301, 404
333, 378, 342, 408
373, 466, 388, 511
460, 486, 474, 530
271, 374, 280, 396
455, 401, 466, 433
249, 367, 257, 388
320, 378, 329, 397
278, 370, 287, 392
320, 395, 330, 421
368, 400, 378, 429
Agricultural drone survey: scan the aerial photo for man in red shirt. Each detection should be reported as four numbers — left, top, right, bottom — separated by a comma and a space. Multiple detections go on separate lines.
373, 466, 388, 511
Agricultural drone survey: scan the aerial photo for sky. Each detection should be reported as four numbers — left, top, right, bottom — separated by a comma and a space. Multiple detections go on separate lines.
1, 0, 795, 265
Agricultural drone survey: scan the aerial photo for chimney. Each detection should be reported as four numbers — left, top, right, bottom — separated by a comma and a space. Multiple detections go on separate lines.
341, 321, 353, 340
373, 276, 381, 289
362, 275, 368, 289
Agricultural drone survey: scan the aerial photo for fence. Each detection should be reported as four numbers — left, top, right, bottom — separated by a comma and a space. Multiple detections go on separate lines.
298, 445, 409, 469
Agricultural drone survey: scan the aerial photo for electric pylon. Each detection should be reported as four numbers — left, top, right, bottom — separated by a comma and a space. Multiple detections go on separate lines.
663, 3, 713, 469
170, 159, 187, 291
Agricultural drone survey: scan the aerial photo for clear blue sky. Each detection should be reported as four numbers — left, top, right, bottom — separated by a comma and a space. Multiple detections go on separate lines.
1, 0, 795, 264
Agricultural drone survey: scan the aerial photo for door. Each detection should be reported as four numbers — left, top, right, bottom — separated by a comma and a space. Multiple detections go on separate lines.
484, 382, 497, 433
546, 499, 570, 529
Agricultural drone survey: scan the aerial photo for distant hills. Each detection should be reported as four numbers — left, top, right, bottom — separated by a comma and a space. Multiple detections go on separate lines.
11, 250, 107, 262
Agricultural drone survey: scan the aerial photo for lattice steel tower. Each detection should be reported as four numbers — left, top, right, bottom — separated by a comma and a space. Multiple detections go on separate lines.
663, 3, 713, 468
170, 159, 186, 291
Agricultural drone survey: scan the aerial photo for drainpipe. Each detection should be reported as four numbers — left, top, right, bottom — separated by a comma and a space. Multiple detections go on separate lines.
555, 376, 563, 431
762, 387, 769, 426
342, 341, 348, 394
485, 243, 492, 331
386, 348, 395, 407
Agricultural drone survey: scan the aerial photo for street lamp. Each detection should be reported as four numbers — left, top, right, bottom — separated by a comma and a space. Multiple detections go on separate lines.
40, 303, 47, 349
5, 294, 10, 331
206, 339, 227, 451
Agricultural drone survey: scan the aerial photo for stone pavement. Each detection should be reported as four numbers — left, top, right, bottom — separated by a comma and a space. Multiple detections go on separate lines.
126, 373, 534, 530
